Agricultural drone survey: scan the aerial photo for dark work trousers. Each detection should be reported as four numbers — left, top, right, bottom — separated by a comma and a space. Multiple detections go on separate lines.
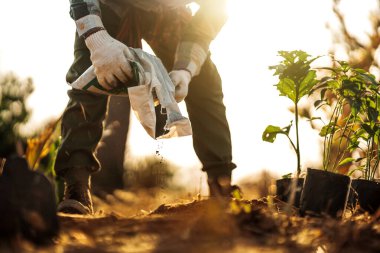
54, 4, 236, 182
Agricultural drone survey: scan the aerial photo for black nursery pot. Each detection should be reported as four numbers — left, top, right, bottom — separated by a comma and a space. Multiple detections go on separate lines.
347, 180, 359, 211
276, 178, 304, 208
350, 179, 380, 214
300, 168, 351, 218
0, 157, 59, 244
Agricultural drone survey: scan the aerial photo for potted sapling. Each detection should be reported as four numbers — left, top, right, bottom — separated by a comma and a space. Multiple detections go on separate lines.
262, 50, 319, 207
300, 61, 370, 218
345, 70, 380, 214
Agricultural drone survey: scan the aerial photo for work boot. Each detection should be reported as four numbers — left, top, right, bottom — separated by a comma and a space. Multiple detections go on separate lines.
208, 175, 232, 198
57, 168, 93, 215
207, 175, 241, 199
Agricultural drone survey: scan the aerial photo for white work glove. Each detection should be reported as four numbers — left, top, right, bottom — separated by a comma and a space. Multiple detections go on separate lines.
169, 70, 192, 102
85, 30, 134, 90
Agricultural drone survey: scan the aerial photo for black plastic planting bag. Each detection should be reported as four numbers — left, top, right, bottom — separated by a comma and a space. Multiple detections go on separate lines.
0, 157, 59, 244
349, 179, 380, 214
276, 178, 304, 208
300, 168, 351, 218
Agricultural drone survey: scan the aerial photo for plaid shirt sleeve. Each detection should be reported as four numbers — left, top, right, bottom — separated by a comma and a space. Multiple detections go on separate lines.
69, 0, 101, 20
69, 0, 105, 38
173, 0, 228, 77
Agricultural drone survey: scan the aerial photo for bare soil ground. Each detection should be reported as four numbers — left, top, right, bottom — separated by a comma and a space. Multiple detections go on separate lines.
2, 187, 380, 253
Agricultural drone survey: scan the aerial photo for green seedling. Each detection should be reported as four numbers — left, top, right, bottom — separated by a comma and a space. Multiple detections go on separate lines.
311, 61, 380, 176
263, 50, 319, 177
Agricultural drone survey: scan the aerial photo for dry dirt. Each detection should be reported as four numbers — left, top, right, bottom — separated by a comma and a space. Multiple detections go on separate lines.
1, 187, 380, 253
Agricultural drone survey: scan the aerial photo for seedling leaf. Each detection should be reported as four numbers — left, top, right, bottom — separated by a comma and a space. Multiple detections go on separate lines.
277, 78, 296, 102
262, 125, 290, 143
338, 157, 356, 166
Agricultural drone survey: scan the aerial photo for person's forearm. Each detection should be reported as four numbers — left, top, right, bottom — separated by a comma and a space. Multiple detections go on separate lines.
174, 0, 227, 77
68, 0, 133, 89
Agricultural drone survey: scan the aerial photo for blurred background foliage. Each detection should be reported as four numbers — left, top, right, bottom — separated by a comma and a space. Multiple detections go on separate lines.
0, 72, 33, 158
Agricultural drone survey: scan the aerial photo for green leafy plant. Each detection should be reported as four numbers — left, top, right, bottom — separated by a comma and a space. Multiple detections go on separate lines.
26, 117, 62, 176
24, 118, 63, 202
262, 50, 319, 177
311, 61, 379, 175
358, 106, 380, 181
330, 67, 380, 180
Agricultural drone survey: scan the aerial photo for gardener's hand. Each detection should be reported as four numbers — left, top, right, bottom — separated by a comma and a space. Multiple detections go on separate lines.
85, 30, 134, 90
169, 70, 192, 102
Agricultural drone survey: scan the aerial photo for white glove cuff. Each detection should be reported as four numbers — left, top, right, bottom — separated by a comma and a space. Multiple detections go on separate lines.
84, 30, 110, 51
75, 14, 104, 37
